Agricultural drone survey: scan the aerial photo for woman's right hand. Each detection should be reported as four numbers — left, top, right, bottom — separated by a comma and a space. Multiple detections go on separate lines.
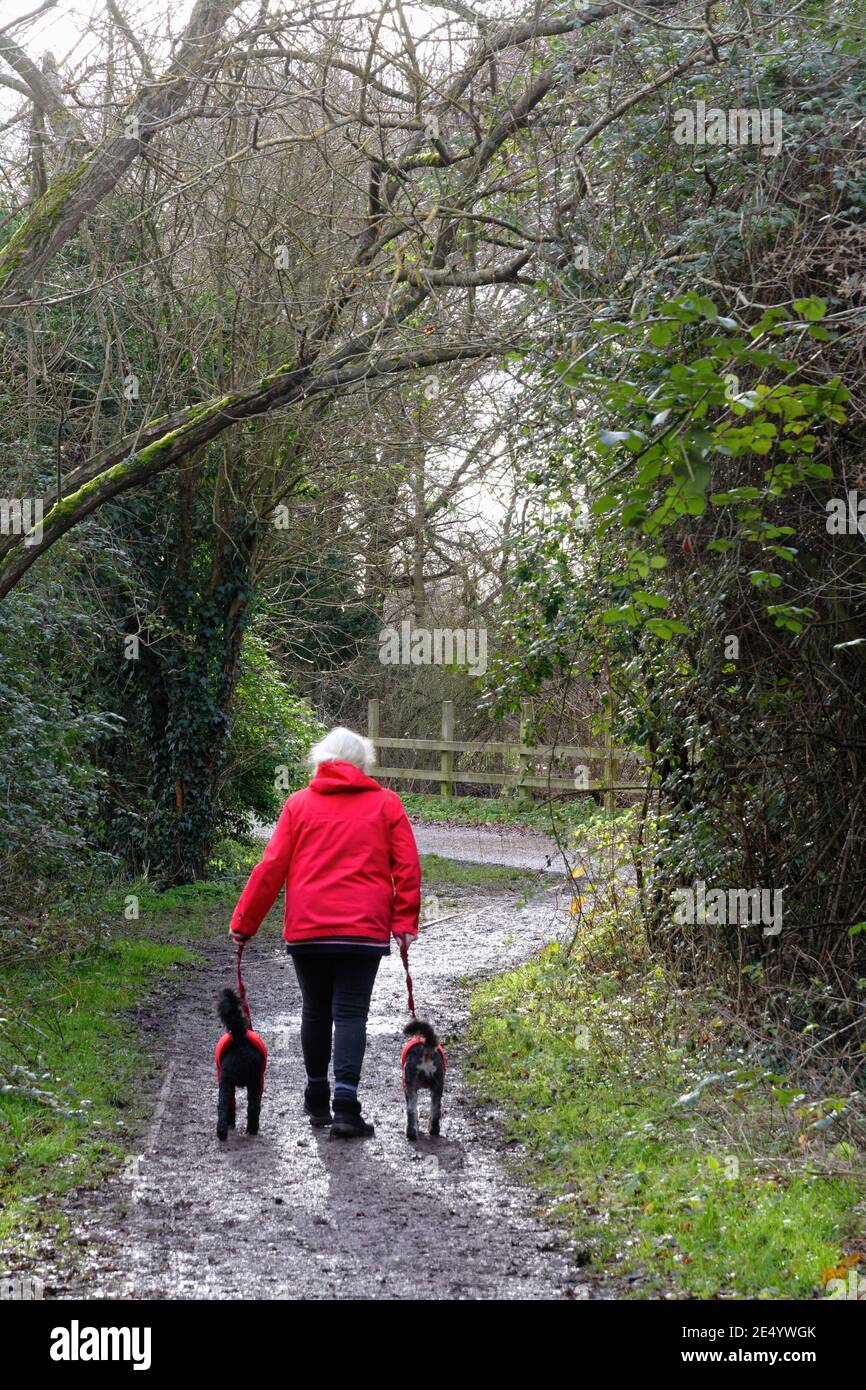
229, 928, 247, 945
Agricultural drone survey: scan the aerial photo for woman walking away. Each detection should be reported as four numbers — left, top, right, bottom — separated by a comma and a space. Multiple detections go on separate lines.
229, 727, 421, 1138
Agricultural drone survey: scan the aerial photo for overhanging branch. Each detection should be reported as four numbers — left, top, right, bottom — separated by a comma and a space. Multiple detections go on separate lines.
0, 337, 508, 600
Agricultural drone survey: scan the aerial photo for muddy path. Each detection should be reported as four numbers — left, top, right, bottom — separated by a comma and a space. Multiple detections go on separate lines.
412, 822, 569, 873
54, 835, 593, 1301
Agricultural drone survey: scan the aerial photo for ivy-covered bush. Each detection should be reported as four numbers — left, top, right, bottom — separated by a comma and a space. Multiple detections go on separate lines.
0, 584, 119, 933
488, 11, 866, 1073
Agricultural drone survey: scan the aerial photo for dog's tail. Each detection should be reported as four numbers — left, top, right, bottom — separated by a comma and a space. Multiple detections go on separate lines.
404, 1017, 438, 1049
219, 988, 249, 1041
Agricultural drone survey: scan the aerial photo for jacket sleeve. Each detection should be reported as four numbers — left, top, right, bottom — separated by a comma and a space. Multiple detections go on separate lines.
387, 797, 421, 937
229, 800, 295, 939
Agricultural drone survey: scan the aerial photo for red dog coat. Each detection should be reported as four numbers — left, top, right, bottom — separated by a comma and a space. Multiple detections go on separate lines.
400, 1034, 447, 1090
215, 1030, 268, 1101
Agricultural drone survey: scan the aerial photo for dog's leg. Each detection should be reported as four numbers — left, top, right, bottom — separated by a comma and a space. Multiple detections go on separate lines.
429, 1084, 442, 1137
217, 1078, 234, 1142
405, 1082, 419, 1142
247, 1080, 261, 1136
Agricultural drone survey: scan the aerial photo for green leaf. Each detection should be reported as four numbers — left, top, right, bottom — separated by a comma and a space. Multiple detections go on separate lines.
590, 493, 619, 515
792, 296, 827, 321
645, 617, 689, 639
649, 322, 674, 347
710, 487, 762, 504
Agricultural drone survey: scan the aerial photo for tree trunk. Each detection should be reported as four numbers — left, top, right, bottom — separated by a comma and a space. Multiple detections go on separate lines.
145, 506, 258, 885
412, 445, 427, 625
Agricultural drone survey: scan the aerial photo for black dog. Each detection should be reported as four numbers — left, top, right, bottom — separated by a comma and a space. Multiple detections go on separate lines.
401, 1019, 446, 1141
215, 989, 268, 1141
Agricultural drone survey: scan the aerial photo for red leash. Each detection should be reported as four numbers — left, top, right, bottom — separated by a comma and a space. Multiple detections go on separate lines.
399, 937, 416, 1018
236, 942, 252, 1025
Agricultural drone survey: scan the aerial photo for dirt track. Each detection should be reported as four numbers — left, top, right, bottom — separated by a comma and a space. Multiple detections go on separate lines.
51, 834, 593, 1301
412, 822, 570, 873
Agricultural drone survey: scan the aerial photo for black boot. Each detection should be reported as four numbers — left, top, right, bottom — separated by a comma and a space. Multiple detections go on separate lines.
303, 1080, 332, 1128
330, 1095, 374, 1139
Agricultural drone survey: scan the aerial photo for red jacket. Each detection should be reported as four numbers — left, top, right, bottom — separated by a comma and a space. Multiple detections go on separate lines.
229, 761, 421, 947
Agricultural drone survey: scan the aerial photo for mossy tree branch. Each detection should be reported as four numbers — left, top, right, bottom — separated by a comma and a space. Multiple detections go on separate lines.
0, 0, 243, 312
0, 338, 501, 600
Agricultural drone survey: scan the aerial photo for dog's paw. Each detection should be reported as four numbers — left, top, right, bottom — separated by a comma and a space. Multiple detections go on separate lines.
430, 1120, 440, 1137
406, 1126, 418, 1142
217, 1127, 228, 1142
247, 1124, 259, 1136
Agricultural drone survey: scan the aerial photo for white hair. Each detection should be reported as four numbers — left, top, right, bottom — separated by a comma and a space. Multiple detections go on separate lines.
307, 726, 376, 774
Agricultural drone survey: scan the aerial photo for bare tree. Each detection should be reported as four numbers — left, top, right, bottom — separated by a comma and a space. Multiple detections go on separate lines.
0, 0, 246, 307
0, 0, 710, 600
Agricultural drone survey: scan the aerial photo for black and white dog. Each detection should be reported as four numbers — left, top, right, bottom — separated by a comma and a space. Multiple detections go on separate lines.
401, 1019, 446, 1141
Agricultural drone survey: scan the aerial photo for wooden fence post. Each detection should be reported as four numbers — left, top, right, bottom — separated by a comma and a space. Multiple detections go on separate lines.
517, 699, 533, 802
440, 699, 455, 798
603, 702, 619, 817
368, 697, 380, 754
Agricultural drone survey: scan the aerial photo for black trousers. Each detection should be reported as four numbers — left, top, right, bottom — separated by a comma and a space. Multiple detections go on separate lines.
291, 952, 381, 1087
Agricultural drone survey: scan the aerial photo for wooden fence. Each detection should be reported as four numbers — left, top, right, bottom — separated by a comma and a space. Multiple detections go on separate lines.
367, 698, 644, 814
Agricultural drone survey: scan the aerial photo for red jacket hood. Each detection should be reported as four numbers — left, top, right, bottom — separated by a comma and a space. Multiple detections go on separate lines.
310, 760, 381, 794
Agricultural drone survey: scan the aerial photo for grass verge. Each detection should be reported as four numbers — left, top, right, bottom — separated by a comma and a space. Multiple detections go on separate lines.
0, 937, 195, 1257
419, 852, 540, 892
466, 894, 864, 1299
0, 877, 247, 1266
402, 792, 605, 836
